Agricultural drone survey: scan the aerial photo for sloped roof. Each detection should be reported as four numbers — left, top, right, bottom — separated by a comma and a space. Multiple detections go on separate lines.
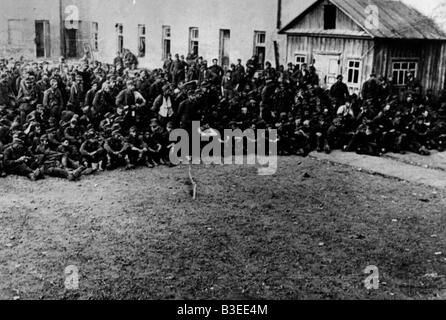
279, 0, 446, 40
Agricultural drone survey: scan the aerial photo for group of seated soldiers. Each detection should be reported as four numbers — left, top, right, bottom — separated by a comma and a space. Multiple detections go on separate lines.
0, 53, 445, 181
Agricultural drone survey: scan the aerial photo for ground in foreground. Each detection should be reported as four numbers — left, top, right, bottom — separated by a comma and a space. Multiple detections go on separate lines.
0, 156, 445, 300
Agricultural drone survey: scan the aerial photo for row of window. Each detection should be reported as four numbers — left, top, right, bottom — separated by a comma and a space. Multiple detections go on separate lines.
295, 54, 417, 86
293, 54, 361, 85
114, 24, 267, 62
5, 17, 419, 86
8, 19, 100, 58
7, 18, 267, 62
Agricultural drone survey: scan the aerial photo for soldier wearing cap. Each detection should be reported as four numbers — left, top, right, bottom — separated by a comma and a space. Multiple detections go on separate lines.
233, 59, 246, 89
17, 74, 39, 125
221, 69, 234, 100
64, 117, 83, 147
263, 61, 276, 84
198, 61, 218, 86
34, 134, 83, 181
378, 76, 393, 102
142, 127, 162, 168
116, 79, 146, 118
152, 84, 174, 126
3, 133, 43, 180
84, 81, 99, 113
80, 129, 106, 171
67, 73, 85, 115
186, 62, 200, 82
209, 59, 224, 84
163, 53, 173, 81
330, 75, 350, 107
177, 89, 199, 130
170, 54, 187, 86
104, 129, 129, 170
362, 73, 380, 101
150, 118, 172, 165
93, 82, 115, 121
43, 78, 64, 119
125, 126, 148, 170
116, 80, 137, 110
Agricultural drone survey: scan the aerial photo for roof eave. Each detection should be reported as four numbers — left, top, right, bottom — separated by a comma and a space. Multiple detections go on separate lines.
282, 32, 372, 40
278, 0, 324, 34
374, 36, 446, 41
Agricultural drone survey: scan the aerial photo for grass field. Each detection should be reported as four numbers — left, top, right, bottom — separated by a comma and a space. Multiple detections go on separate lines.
0, 156, 445, 300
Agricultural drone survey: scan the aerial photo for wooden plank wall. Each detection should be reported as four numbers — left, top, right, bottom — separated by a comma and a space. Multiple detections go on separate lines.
292, 0, 362, 32
287, 35, 374, 87
373, 39, 446, 94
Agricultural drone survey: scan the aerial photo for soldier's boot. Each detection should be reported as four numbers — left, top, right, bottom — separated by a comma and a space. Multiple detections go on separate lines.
34, 168, 45, 180
419, 146, 431, 156
126, 164, 136, 170
145, 159, 155, 168
125, 155, 135, 170
316, 134, 323, 152
69, 166, 85, 181
0, 163, 6, 178
323, 140, 331, 154
75, 166, 85, 176
106, 155, 114, 170
82, 168, 96, 176
28, 173, 37, 181
46, 167, 69, 179
97, 161, 104, 171
91, 163, 99, 172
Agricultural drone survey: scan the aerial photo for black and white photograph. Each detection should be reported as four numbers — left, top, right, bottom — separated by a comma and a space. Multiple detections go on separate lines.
0, 0, 446, 305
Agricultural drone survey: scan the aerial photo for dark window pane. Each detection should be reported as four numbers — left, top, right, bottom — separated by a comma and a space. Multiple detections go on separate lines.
348, 69, 353, 82
354, 70, 359, 83
324, 4, 336, 29
138, 37, 145, 57
399, 71, 405, 84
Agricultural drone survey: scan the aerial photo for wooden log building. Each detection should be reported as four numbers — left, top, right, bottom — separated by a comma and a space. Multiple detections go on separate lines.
279, 0, 446, 96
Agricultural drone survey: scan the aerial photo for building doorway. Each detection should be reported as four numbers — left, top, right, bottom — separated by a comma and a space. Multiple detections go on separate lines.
35, 20, 50, 58
313, 53, 340, 89
219, 29, 230, 69
65, 28, 78, 58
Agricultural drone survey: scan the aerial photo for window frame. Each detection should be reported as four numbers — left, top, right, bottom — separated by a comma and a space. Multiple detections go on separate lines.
137, 24, 146, 57
346, 59, 361, 85
116, 23, 124, 53
8, 19, 25, 46
189, 27, 199, 56
162, 25, 171, 60
91, 22, 99, 51
392, 59, 418, 86
254, 31, 266, 47
253, 31, 266, 69
294, 53, 307, 70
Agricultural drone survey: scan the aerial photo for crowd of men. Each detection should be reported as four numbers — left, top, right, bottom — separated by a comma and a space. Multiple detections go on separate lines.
1, 49, 446, 181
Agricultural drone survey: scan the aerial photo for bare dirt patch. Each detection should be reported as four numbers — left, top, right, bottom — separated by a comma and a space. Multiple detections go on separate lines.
0, 157, 445, 300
